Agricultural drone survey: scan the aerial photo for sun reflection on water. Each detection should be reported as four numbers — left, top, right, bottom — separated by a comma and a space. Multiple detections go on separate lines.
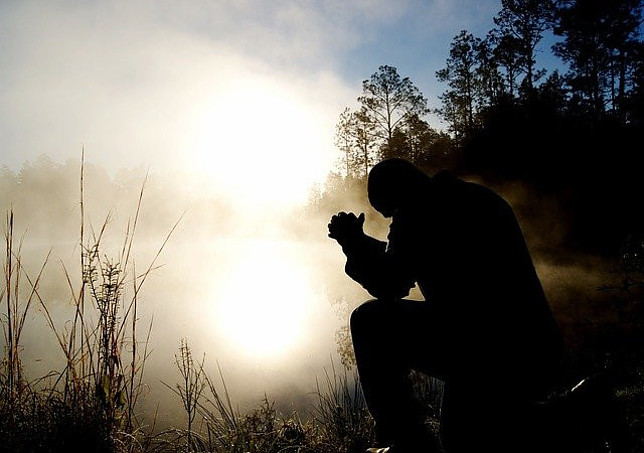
211, 239, 317, 360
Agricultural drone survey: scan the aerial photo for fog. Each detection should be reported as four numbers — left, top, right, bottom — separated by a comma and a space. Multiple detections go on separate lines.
2, 154, 627, 433
471, 176, 625, 359
0, 156, 381, 426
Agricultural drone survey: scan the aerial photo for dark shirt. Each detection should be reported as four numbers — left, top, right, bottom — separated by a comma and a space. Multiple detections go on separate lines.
342, 171, 562, 388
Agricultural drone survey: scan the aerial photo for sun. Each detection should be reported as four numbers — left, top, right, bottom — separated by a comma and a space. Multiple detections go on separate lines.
211, 239, 315, 360
189, 76, 333, 211
187, 74, 332, 360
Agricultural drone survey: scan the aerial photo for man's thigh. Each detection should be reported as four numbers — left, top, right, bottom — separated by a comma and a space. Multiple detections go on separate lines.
351, 299, 449, 377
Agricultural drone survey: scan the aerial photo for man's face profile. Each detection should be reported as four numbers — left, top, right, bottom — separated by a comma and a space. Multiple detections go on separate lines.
367, 158, 425, 218
370, 194, 396, 218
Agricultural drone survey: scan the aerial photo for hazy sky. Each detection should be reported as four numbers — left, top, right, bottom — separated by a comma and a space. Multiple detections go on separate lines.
0, 0, 508, 206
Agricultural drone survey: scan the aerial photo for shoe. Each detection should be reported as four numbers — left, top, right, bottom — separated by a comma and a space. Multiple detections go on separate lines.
366, 446, 418, 453
366, 429, 441, 452
366, 445, 425, 452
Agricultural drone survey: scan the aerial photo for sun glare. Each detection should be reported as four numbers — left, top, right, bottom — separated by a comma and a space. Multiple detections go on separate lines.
212, 240, 314, 360
191, 77, 331, 210
190, 75, 332, 360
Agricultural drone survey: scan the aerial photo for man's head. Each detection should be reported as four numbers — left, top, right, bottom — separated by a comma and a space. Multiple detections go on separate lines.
367, 158, 430, 217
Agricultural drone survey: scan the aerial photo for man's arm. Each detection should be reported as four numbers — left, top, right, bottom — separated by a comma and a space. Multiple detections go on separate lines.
328, 212, 415, 300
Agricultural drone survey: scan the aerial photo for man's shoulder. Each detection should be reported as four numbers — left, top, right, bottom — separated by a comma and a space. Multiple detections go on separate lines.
432, 170, 509, 209
432, 170, 483, 194
432, 169, 455, 184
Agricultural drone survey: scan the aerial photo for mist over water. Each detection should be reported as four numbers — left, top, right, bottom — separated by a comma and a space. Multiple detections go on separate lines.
0, 156, 363, 426
1, 155, 625, 430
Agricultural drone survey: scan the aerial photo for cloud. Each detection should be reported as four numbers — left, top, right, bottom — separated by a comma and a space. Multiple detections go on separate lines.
0, 0, 508, 204
0, 1, 355, 180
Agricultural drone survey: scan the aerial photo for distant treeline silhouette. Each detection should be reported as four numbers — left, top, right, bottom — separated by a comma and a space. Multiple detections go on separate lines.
335, 0, 643, 256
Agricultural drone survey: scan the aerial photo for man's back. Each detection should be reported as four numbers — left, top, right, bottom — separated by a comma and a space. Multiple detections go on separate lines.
392, 171, 562, 387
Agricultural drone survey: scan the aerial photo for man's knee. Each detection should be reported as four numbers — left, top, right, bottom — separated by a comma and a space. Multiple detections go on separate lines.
350, 299, 389, 334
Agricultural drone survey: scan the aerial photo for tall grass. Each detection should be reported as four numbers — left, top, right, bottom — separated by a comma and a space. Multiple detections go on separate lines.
154, 340, 376, 453
312, 360, 374, 452
0, 154, 179, 452
156, 338, 298, 452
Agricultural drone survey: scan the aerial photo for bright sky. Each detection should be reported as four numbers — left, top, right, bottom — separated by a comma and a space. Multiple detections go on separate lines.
0, 0, 510, 208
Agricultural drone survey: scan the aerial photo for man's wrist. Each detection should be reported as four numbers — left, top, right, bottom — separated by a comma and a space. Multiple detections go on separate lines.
338, 231, 366, 252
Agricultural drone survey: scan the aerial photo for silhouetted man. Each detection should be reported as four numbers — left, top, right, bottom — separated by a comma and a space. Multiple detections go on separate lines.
328, 158, 563, 453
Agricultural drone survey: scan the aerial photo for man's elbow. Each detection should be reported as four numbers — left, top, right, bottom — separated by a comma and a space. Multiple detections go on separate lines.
364, 282, 411, 300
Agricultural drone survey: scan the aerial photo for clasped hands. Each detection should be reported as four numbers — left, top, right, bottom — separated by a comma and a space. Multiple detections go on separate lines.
328, 211, 365, 246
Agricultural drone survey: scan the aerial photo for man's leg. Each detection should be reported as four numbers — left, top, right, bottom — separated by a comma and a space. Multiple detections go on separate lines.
350, 299, 445, 450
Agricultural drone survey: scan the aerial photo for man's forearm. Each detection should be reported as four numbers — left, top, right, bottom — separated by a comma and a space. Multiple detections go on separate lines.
340, 233, 414, 299
340, 232, 386, 259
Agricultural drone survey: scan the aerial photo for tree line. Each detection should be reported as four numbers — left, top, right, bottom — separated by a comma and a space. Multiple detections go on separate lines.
334, 65, 454, 178
334, 0, 643, 254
